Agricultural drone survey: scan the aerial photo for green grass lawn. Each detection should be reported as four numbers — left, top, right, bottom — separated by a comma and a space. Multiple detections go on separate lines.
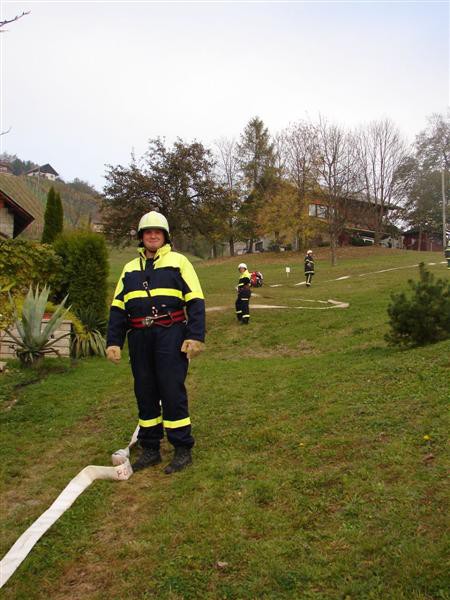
1, 247, 449, 599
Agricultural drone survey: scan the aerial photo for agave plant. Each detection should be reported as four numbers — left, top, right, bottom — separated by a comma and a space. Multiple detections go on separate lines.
71, 306, 107, 358
71, 329, 106, 358
75, 306, 107, 334
6, 286, 70, 366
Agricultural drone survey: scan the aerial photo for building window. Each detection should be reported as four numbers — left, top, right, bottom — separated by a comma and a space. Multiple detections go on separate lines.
309, 204, 328, 219
317, 205, 328, 219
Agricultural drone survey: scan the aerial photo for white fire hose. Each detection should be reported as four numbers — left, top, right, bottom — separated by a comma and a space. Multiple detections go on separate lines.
0, 425, 139, 588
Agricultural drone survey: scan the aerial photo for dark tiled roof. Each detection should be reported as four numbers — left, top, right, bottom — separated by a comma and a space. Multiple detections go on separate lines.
0, 174, 45, 234
27, 163, 59, 176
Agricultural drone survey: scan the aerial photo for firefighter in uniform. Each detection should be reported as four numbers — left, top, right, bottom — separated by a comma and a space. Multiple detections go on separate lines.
235, 262, 251, 324
304, 250, 315, 287
106, 211, 205, 474
445, 239, 450, 269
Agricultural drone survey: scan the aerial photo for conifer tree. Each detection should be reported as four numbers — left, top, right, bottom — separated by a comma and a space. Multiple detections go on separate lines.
42, 186, 63, 243
54, 190, 64, 237
385, 263, 450, 346
237, 117, 276, 252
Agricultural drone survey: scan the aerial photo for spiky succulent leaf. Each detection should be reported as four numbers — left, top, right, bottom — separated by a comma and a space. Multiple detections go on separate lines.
40, 295, 70, 341
8, 285, 71, 365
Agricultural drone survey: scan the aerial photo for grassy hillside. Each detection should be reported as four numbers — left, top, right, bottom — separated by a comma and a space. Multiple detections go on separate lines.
20, 177, 100, 239
1, 248, 448, 599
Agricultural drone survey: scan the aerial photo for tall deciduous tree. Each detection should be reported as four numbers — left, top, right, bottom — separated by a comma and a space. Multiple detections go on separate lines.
415, 113, 450, 171
406, 168, 444, 245
282, 121, 318, 250
42, 186, 63, 244
102, 138, 223, 247
314, 118, 361, 266
397, 113, 450, 247
356, 119, 408, 244
237, 117, 276, 252
414, 113, 449, 246
257, 179, 301, 247
214, 137, 242, 256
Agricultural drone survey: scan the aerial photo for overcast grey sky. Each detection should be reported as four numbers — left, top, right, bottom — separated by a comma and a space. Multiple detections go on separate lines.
1, 1, 448, 189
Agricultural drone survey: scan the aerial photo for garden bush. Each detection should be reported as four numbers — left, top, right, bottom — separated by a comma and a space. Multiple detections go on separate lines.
53, 231, 109, 328
385, 263, 450, 347
0, 240, 63, 329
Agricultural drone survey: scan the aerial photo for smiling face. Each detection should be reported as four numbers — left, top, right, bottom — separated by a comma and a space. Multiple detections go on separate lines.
142, 228, 165, 256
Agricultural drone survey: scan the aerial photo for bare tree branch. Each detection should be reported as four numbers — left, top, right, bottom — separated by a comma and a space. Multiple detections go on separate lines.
356, 119, 409, 244
313, 117, 363, 265
0, 11, 30, 31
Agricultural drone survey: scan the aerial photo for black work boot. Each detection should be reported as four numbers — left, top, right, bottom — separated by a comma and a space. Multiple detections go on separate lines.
131, 447, 162, 472
164, 447, 192, 474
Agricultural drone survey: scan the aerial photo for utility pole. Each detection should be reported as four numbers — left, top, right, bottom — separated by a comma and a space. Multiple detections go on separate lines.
443, 169, 448, 247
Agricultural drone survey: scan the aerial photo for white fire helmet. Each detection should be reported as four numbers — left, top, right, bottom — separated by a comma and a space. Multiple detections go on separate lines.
138, 210, 170, 244
307, 250, 313, 255
238, 263, 247, 270
138, 211, 170, 239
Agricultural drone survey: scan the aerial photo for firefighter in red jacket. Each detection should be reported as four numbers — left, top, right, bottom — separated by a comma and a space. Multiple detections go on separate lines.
106, 211, 205, 474
235, 262, 251, 324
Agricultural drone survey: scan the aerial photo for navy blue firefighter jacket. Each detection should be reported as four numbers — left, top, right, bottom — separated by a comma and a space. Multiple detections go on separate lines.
107, 244, 205, 348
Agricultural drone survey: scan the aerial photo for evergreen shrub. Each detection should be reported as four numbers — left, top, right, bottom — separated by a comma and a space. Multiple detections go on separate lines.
385, 263, 450, 347
41, 187, 64, 243
53, 232, 109, 329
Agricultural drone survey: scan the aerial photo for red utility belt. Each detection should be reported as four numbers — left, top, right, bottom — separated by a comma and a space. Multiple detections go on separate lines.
129, 310, 186, 328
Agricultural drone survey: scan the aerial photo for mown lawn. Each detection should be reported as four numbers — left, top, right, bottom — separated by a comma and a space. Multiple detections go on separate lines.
1, 247, 449, 599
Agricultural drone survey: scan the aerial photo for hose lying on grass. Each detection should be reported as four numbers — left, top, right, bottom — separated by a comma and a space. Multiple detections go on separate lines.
0, 426, 139, 588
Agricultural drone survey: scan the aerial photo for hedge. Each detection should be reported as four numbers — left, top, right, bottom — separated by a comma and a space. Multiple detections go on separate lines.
53, 231, 109, 328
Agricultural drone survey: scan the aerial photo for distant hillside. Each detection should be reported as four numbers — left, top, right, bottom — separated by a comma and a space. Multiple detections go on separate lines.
21, 176, 101, 239
0, 152, 38, 176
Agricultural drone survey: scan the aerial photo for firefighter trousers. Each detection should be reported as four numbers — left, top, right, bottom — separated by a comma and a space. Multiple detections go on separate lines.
235, 289, 251, 323
127, 323, 194, 450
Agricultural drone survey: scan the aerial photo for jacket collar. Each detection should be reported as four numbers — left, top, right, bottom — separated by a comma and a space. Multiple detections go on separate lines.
138, 243, 171, 261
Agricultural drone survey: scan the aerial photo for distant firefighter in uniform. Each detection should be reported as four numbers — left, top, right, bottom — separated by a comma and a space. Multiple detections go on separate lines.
235, 262, 251, 324
304, 250, 315, 287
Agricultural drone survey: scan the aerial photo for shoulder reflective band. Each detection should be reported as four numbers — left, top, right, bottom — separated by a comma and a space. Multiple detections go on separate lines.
0, 425, 140, 589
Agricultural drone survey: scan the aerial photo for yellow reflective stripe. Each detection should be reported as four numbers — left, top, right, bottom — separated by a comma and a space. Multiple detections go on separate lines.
150, 288, 183, 299
139, 416, 163, 427
185, 290, 204, 301
123, 289, 184, 303
112, 298, 125, 309
243, 314, 250, 318
163, 417, 191, 429
124, 290, 148, 303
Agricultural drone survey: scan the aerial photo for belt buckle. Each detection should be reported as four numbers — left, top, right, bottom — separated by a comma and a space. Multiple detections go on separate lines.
143, 316, 153, 327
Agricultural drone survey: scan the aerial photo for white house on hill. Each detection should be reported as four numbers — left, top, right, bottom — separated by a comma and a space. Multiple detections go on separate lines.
27, 163, 59, 181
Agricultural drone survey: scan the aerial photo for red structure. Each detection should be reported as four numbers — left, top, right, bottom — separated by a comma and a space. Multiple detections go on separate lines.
402, 230, 443, 252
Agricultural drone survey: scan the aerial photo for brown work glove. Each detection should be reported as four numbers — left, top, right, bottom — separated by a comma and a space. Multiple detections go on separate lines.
181, 339, 205, 360
106, 345, 121, 364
